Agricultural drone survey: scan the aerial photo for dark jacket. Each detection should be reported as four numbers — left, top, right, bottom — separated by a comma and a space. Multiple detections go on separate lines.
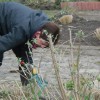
0, 2, 50, 53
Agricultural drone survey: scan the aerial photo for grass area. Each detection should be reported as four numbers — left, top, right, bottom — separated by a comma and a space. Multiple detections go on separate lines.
44, 10, 59, 18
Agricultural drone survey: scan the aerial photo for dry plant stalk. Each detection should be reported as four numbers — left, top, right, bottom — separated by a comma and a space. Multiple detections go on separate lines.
48, 34, 68, 100
69, 28, 80, 100
92, 88, 100, 100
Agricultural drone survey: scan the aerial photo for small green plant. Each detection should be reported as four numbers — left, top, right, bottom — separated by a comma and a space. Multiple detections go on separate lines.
97, 74, 100, 82
75, 30, 84, 39
64, 80, 74, 90
0, 90, 9, 99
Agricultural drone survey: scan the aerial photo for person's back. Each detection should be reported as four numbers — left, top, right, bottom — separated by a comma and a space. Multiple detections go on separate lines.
0, 2, 33, 35
0, 2, 50, 53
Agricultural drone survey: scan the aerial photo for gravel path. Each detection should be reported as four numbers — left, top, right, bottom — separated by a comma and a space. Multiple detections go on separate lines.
0, 45, 100, 86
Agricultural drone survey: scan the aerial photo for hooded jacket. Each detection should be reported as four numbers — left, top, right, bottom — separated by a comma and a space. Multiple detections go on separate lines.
0, 2, 50, 53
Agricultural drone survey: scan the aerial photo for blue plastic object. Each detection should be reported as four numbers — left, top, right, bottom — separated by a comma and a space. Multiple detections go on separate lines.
29, 74, 48, 90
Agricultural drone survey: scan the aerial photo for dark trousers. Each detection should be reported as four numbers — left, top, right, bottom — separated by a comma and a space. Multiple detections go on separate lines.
0, 53, 3, 66
0, 43, 33, 86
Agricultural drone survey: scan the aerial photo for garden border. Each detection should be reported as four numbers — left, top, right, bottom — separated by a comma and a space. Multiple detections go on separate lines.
61, 1, 100, 10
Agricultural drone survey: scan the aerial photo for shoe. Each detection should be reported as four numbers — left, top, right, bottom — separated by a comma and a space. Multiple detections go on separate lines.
19, 66, 30, 86
39, 96, 46, 100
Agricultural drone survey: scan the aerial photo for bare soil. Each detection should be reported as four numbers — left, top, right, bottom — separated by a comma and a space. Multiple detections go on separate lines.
59, 11, 100, 46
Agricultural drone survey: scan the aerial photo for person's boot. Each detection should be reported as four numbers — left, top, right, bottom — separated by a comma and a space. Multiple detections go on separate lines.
19, 66, 31, 86
39, 97, 46, 100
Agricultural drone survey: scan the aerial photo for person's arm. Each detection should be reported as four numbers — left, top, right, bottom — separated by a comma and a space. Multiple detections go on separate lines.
0, 26, 29, 53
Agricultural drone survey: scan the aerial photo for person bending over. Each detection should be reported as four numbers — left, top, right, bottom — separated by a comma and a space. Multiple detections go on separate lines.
0, 2, 60, 86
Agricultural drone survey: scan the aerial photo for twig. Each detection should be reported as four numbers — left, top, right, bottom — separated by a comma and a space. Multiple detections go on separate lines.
48, 34, 68, 100
15, 81, 27, 100
69, 28, 80, 100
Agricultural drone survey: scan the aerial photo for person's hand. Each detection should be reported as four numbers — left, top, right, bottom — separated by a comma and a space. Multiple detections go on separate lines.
32, 31, 49, 48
